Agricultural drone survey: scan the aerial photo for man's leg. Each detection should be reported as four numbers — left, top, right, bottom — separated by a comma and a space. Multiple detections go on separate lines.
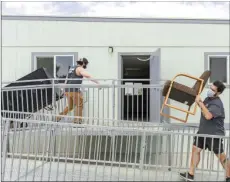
212, 138, 230, 179
180, 136, 204, 181
73, 92, 83, 124
189, 145, 202, 175
56, 92, 74, 121
216, 153, 230, 177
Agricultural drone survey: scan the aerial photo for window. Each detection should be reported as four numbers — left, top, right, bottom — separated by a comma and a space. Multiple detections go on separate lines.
207, 55, 229, 85
36, 57, 54, 76
33, 53, 77, 82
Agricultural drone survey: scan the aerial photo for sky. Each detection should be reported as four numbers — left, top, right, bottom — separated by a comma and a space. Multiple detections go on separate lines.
1, 1, 230, 19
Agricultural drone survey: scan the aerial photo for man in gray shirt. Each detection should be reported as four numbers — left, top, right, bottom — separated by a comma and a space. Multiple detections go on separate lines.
180, 80, 230, 182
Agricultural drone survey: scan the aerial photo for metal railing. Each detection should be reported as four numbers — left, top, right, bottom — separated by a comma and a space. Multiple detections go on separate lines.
1, 78, 230, 181
1, 119, 229, 181
1, 79, 165, 126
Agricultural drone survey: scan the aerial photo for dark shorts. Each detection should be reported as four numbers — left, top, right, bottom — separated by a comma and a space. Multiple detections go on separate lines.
193, 135, 224, 154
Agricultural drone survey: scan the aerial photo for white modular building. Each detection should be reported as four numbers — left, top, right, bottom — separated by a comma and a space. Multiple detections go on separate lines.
1, 15, 230, 125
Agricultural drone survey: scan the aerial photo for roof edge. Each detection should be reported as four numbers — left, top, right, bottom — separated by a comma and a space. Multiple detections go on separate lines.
2, 15, 230, 24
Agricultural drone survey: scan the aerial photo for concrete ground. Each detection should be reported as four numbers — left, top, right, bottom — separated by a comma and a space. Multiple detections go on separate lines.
2, 158, 226, 181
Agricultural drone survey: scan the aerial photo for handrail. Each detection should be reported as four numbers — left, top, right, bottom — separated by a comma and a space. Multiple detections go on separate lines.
1, 83, 163, 91
1, 78, 153, 85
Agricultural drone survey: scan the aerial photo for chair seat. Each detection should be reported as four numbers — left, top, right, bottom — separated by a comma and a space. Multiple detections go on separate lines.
162, 81, 197, 96
162, 80, 197, 106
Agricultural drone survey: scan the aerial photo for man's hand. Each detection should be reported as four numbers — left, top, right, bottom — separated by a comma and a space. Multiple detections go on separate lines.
195, 95, 202, 104
195, 95, 213, 120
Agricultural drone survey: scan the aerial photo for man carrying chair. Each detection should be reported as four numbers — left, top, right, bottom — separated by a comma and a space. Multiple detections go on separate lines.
179, 80, 230, 182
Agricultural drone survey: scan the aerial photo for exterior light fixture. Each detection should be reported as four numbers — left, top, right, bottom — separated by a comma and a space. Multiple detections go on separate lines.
108, 46, 113, 53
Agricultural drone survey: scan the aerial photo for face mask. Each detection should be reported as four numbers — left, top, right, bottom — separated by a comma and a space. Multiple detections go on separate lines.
207, 89, 215, 97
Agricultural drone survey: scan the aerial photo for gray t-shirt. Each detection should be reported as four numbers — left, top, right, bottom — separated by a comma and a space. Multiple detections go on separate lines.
198, 97, 225, 136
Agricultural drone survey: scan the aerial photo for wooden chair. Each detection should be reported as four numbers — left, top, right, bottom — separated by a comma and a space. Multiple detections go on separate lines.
160, 70, 211, 123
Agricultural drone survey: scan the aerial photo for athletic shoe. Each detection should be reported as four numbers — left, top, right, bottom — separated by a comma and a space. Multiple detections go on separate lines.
179, 172, 194, 181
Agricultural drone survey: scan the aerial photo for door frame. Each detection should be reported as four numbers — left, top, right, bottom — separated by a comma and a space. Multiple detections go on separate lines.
117, 50, 161, 121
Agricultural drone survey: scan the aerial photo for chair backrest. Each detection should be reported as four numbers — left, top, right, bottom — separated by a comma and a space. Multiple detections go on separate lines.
192, 70, 211, 94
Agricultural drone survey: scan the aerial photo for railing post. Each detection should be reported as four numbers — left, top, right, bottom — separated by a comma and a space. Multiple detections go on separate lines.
139, 131, 146, 174
112, 80, 115, 125
51, 79, 56, 157
167, 133, 172, 171
229, 86, 230, 128
52, 79, 55, 117
1, 120, 10, 181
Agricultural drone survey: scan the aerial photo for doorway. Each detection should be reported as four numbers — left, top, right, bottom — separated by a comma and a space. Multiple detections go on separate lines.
118, 50, 162, 123
120, 54, 151, 121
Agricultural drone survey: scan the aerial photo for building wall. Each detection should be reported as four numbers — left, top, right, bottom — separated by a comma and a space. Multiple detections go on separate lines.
2, 18, 230, 124
2, 19, 229, 47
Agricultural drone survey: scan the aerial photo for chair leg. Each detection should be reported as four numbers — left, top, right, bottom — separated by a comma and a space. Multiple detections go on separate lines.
161, 105, 192, 123
191, 81, 204, 115
161, 86, 186, 123
191, 103, 198, 115
189, 94, 203, 117
160, 97, 167, 114
185, 106, 191, 122
160, 112, 187, 123
160, 97, 193, 123
160, 82, 174, 115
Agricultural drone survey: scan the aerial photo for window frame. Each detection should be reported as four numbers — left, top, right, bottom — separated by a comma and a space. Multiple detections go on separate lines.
31, 52, 78, 78
205, 52, 230, 87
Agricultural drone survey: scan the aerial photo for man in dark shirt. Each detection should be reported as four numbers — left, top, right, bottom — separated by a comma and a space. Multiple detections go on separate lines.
56, 58, 99, 124
180, 80, 230, 182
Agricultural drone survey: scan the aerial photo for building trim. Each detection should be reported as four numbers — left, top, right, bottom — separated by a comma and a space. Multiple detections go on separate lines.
204, 52, 230, 88
2, 15, 229, 25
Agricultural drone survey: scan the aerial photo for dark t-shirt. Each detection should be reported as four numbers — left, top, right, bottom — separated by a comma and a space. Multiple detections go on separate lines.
65, 66, 83, 92
198, 97, 225, 136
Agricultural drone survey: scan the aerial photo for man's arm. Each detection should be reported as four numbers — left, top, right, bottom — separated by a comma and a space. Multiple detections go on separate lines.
197, 100, 213, 120
79, 68, 99, 84
196, 95, 222, 120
